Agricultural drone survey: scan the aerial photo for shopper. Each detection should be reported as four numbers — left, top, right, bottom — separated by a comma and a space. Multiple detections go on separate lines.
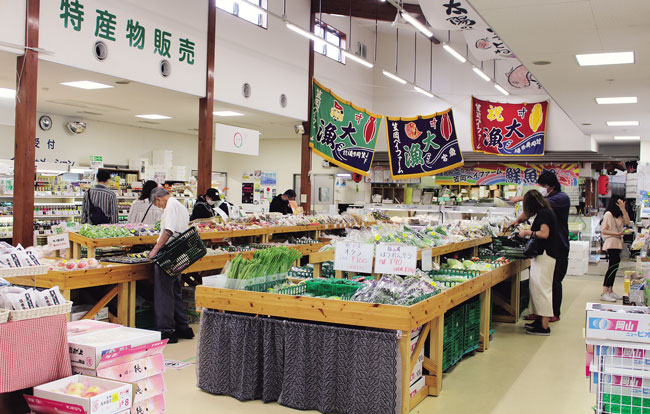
127, 180, 163, 226
147, 187, 194, 344
269, 189, 296, 215
600, 195, 630, 302
510, 171, 570, 322
190, 188, 229, 221
81, 169, 119, 225
518, 189, 558, 336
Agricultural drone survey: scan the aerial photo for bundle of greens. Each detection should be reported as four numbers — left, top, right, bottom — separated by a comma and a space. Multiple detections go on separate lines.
225, 246, 303, 280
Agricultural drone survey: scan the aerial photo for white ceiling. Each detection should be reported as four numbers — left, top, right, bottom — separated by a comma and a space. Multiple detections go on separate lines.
467, 0, 650, 144
0, 50, 302, 139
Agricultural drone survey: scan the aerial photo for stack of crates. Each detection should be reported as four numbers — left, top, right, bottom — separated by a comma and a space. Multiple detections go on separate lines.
442, 297, 482, 371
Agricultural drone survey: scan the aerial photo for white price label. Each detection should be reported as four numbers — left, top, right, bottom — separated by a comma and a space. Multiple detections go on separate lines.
47, 233, 69, 250
334, 242, 374, 274
421, 249, 433, 271
375, 244, 418, 276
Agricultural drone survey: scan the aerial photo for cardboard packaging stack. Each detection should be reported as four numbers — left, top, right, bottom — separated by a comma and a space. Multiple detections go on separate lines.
568, 240, 589, 276
409, 326, 426, 399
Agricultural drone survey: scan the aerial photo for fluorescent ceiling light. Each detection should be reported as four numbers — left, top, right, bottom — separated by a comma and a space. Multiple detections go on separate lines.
607, 121, 639, 127
494, 84, 510, 96
576, 51, 634, 66
286, 22, 326, 46
382, 70, 407, 85
401, 11, 433, 38
0, 88, 15, 99
414, 86, 434, 98
472, 66, 491, 82
596, 97, 637, 104
442, 44, 466, 63
614, 136, 640, 140
135, 114, 171, 120
213, 111, 244, 117
60, 81, 114, 90
341, 51, 374, 68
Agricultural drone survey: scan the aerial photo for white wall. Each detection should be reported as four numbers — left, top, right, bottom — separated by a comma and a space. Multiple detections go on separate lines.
214, 0, 310, 121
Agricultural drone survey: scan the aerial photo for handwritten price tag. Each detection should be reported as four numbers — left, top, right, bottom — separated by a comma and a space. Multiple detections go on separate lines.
375, 244, 417, 276
47, 232, 70, 250
334, 242, 374, 274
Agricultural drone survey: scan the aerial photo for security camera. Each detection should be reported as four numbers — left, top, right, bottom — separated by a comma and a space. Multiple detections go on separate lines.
294, 124, 305, 135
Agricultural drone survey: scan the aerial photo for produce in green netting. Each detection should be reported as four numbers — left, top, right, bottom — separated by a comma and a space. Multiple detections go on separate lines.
225, 246, 303, 279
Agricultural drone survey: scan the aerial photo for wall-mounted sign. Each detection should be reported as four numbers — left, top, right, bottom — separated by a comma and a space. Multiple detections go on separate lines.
39, 0, 207, 96
215, 123, 260, 156
89, 155, 103, 170
0, 1, 26, 54
435, 163, 579, 186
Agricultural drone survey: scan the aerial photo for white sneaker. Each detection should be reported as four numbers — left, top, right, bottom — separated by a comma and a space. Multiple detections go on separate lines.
610, 292, 622, 300
600, 293, 616, 302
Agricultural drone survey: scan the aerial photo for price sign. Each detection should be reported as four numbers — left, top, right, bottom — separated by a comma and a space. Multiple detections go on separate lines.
334, 242, 374, 274
421, 249, 433, 271
89, 155, 103, 170
47, 232, 69, 250
375, 244, 417, 276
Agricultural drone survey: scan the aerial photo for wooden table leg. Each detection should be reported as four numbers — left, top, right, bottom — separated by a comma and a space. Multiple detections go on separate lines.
116, 283, 129, 327
87, 246, 96, 259
72, 242, 81, 259
335, 270, 343, 279
424, 315, 443, 396
129, 281, 136, 328
511, 270, 521, 323
478, 288, 492, 352
399, 331, 411, 414
313, 263, 322, 278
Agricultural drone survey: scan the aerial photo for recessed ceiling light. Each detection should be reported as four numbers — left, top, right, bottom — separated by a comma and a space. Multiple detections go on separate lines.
532, 60, 552, 66
0, 88, 16, 99
595, 97, 637, 104
213, 111, 244, 117
61, 81, 114, 90
607, 121, 639, 127
576, 51, 634, 66
135, 114, 171, 120
613, 136, 640, 141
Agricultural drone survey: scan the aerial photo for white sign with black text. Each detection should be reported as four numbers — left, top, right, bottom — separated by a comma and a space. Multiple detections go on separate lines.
47, 233, 70, 251
334, 242, 374, 274
375, 244, 418, 276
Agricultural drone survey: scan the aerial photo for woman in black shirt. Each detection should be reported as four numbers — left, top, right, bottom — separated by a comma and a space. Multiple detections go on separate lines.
518, 189, 558, 336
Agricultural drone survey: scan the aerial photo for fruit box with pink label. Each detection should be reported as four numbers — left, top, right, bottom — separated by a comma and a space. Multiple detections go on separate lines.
130, 393, 165, 414
33, 375, 135, 414
585, 303, 650, 343
70, 340, 167, 375
132, 374, 165, 404
67, 321, 161, 369
73, 353, 165, 383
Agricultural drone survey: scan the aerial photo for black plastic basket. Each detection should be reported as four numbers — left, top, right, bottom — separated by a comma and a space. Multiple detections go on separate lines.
151, 227, 207, 276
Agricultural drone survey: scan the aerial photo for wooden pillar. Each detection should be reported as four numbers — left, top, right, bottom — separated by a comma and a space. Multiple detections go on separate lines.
197, 0, 216, 195
300, 7, 316, 214
13, 0, 40, 247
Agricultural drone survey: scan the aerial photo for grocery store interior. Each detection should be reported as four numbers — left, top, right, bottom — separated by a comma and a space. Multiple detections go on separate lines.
1, 1, 649, 414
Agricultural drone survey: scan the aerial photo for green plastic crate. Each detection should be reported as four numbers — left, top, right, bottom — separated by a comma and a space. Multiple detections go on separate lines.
135, 307, 155, 330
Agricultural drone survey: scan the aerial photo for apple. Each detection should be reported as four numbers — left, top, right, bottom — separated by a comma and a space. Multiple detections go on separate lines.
76, 261, 88, 270
57, 261, 66, 268
87, 258, 99, 268
65, 261, 76, 270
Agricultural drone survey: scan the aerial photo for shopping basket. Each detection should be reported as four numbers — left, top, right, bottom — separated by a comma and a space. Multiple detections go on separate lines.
151, 227, 207, 276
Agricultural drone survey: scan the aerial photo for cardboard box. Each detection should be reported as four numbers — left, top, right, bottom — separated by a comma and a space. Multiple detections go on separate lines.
569, 241, 590, 260
410, 360, 423, 385
133, 374, 165, 404
585, 303, 650, 343
567, 258, 589, 275
71, 340, 167, 376
70, 305, 109, 322
67, 321, 161, 369
409, 376, 426, 398
33, 375, 134, 414
130, 394, 165, 414
74, 354, 165, 383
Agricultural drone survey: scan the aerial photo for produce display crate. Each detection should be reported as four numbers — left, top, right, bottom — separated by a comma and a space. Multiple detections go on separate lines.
601, 394, 650, 414
0, 309, 8, 323
463, 298, 481, 354
244, 278, 288, 293
0, 265, 49, 277
135, 306, 155, 329
304, 279, 363, 297
8, 301, 73, 322
426, 269, 481, 278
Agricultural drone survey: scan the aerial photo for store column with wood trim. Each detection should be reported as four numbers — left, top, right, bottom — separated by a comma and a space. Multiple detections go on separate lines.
13, 0, 40, 247
300, 6, 316, 214
197, 0, 216, 195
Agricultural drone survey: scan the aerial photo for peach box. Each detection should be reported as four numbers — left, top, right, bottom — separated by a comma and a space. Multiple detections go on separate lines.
130, 394, 165, 414
71, 340, 167, 376
67, 321, 161, 369
133, 374, 165, 404
73, 353, 165, 383
33, 375, 134, 414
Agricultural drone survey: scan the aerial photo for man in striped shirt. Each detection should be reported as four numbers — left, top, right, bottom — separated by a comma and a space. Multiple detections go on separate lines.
81, 169, 119, 224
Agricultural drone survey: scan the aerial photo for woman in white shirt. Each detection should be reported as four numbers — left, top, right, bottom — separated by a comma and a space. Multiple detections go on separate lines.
600, 195, 630, 302
127, 180, 163, 226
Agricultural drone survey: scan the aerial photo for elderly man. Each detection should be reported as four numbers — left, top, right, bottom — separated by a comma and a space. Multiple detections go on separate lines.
148, 187, 193, 344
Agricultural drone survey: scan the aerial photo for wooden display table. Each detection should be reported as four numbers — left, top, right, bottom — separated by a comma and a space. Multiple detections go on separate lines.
7, 262, 152, 327
195, 258, 529, 413
308, 236, 493, 278
69, 224, 351, 258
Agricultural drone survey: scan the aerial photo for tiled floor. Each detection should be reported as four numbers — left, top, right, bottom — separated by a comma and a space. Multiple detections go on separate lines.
163, 262, 624, 413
